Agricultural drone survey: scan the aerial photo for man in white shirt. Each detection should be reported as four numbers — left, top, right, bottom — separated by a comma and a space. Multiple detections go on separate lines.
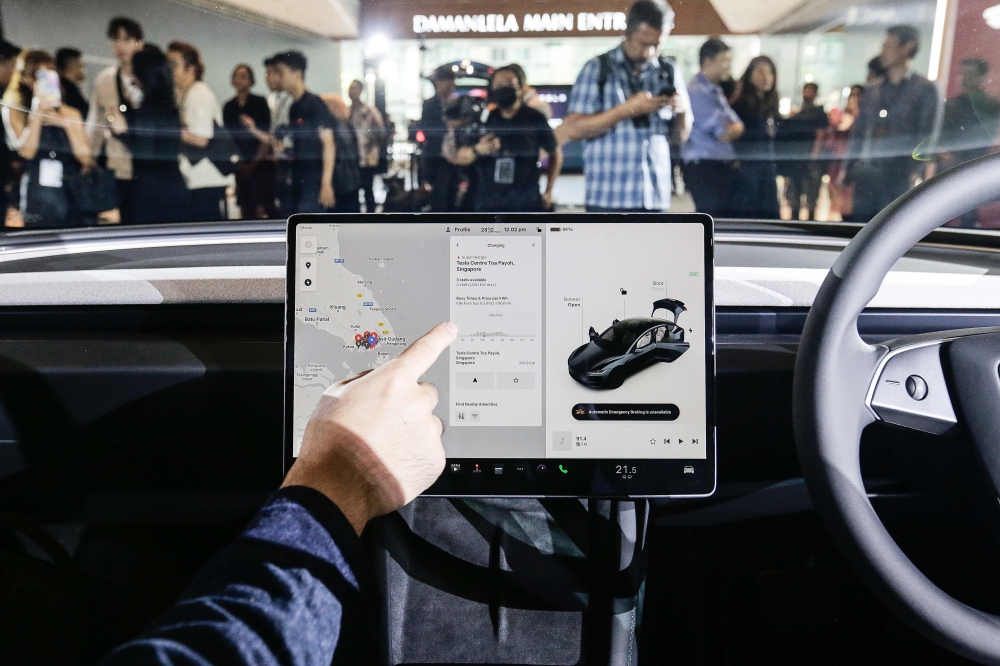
86, 17, 144, 224
168, 40, 232, 222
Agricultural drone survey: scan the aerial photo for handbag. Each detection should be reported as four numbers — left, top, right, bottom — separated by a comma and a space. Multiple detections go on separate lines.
65, 167, 119, 216
182, 121, 241, 177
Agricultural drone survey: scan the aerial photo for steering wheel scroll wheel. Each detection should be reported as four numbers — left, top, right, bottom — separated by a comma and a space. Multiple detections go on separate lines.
794, 152, 1000, 664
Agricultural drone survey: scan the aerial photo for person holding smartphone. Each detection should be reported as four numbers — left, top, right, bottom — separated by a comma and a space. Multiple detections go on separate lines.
2, 50, 93, 227
557, 0, 691, 213
448, 65, 562, 212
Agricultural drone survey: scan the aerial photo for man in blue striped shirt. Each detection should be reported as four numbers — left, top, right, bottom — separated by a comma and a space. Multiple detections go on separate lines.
559, 0, 692, 213
681, 39, 744, 219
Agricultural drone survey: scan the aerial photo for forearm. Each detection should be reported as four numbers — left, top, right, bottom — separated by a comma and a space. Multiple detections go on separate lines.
17, 115, 42, 160
67, 124, 94, 168
545, 146, 563, 193
101, 487, 368, 666
247, 125, 271, 144
451, 145, 477, 167
181, 130, 210, 148
718, 122, 744, 144
669, 110, 692, 145
322, 139, 335, 189
557, 107, 629, 143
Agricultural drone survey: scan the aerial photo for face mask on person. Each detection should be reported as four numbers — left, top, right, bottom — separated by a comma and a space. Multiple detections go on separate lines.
491, 85, 518, 109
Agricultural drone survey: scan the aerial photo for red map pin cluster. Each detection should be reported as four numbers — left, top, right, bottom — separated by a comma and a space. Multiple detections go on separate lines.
355, 331, 380, 349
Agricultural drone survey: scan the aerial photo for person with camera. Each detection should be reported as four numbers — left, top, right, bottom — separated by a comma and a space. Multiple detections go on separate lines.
419, 68, 458, 211
446, 66, 562, 212
557, 0, 691, 213
440, 95, 483, 212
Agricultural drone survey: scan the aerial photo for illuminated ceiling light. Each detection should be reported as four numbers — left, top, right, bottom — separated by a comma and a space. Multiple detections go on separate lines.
804, 45, 815, 55
985, 4, 1000, 29
367, 33, 388, 56
929, 0, 949, 80
365, 72, 376, 83
804, 74, 814, 82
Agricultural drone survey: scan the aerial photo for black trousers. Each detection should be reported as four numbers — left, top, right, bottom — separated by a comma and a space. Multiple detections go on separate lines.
116, 178, 135, 225
187, 187, 227, 222
682, 160, 736, 219
732, 161, 780, 220
784, 163, 822, 220
359, 166, 379, 213
425, 156, 458, 212
850, 160, 912, 223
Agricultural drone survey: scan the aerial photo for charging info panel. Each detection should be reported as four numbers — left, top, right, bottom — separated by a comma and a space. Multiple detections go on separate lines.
450, 235, 543, 427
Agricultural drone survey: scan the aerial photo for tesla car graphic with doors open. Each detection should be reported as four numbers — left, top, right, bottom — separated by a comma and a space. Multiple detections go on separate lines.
568, 298, 690, 389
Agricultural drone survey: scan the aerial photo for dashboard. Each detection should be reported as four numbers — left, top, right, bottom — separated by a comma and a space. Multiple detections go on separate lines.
0, 220, 999, 521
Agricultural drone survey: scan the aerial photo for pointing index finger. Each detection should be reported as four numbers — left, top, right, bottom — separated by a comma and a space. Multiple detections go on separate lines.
396, 323, 458, 379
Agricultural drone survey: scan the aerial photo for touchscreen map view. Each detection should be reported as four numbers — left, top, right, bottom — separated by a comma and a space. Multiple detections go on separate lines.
291, 221, 708, 461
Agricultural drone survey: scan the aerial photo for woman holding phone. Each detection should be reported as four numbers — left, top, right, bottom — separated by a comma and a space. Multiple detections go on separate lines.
2, 50, 92, 227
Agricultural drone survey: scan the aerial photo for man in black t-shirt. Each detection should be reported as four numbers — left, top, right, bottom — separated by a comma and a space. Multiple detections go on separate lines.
778, 82, 827, 220
451, 66, 562, 212
272, 51, 337, 214
223, 64, 274, 219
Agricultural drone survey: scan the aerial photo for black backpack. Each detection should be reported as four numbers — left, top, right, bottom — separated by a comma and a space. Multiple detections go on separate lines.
595, 51, 675, 114
332, 116, 361, 194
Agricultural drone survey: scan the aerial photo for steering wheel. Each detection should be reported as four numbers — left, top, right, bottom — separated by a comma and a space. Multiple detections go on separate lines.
794, 153, 1000, 664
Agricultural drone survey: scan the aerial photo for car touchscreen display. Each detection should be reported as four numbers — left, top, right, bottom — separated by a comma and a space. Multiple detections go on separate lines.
286, 214, 715, 497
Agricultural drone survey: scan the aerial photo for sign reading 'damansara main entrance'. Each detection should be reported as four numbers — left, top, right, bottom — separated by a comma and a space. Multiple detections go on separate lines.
412, 12, 626, 34
360, 0, 729, 39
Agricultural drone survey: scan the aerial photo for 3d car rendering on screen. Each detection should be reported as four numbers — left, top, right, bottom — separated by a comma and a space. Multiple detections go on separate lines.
567, 298, 690, 389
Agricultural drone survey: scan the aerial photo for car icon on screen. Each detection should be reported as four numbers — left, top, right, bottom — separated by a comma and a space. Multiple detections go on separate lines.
567, 298, 690, 389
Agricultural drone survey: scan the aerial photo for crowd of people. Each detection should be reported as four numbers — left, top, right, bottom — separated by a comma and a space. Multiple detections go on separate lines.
1, 2, 999, 227
418, 1, 1000, 226
0, 17, 391, 227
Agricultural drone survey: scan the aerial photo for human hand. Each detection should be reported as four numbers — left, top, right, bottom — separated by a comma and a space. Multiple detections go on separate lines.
623, 91, 669, 118
319, 183, 336, 209
667, 91, 687, 116
475, 134, 501, 156
541, 191, 554, 211
240, 115, 256, 130
282, 323, 458, 533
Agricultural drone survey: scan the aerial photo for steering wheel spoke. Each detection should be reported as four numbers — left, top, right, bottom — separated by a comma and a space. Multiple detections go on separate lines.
867, 335, 960, 436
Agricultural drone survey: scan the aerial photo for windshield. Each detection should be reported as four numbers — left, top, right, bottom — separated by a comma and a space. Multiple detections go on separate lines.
0, 2, 995, 230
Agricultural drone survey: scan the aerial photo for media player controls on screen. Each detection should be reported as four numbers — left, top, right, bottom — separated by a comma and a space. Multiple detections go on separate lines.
552, 431, 572, 451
